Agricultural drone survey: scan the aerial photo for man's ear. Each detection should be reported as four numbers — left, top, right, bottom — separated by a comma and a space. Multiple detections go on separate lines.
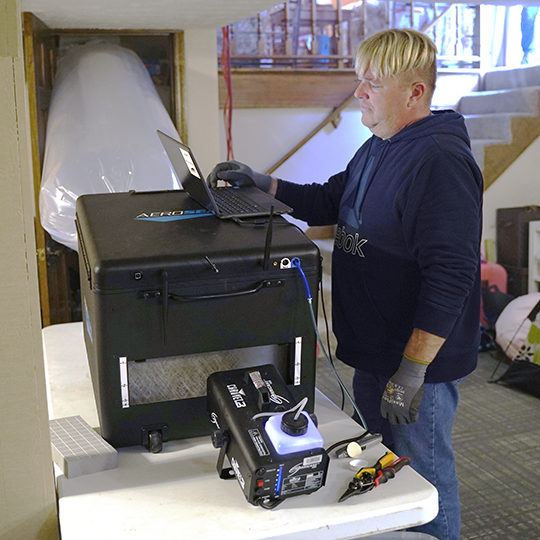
408, 82, 426, 106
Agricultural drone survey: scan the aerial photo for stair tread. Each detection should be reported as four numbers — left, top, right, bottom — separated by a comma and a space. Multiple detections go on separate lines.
461, 64, 540, 178
463, 86, 540, 98
464, 111, 534, 118
463, 111, 531, 118
471, 139, 510, 145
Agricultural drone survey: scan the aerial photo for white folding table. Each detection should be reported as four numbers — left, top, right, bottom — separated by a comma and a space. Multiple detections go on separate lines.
43, 322, 438, 540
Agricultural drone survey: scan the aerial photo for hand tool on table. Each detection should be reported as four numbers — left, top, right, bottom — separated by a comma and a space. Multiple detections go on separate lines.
338, 451, 411, 502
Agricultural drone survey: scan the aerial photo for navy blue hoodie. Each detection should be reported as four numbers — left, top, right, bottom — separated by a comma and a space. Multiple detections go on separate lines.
277, 110, 483, 383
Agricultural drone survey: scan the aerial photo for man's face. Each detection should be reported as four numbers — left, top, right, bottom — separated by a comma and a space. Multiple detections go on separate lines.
354, 68, 416, 140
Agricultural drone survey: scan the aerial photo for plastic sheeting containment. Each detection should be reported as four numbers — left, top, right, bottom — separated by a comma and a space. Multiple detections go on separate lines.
40, 41, 182, 251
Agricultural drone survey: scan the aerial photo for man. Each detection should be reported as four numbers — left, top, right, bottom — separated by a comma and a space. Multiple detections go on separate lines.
208, 29, 483, 540
521, 6, 539, 64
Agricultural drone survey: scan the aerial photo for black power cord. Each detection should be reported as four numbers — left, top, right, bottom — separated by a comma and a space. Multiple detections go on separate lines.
291, 257, 368, 430
318, 269, 348, 410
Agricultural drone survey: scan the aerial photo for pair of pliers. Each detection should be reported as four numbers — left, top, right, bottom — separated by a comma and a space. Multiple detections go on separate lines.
338, 451, 410, 502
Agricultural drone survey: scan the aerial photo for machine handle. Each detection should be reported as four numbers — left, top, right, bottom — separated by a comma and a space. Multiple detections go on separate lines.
167, 279, 283, 302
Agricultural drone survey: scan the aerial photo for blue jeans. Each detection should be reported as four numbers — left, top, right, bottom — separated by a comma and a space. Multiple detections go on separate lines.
353, 369, 462, 540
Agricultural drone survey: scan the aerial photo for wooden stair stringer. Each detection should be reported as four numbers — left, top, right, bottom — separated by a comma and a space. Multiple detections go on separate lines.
483, 91, 540, 189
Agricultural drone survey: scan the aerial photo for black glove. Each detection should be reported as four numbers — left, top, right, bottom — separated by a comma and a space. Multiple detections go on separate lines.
380, 356, 428, 425
207, 160, 273, 192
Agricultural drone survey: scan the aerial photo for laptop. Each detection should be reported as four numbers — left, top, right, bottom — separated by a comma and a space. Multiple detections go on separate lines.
158, 131, 292, 219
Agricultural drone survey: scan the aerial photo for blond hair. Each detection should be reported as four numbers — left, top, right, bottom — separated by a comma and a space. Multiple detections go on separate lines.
355, 29, 437, 99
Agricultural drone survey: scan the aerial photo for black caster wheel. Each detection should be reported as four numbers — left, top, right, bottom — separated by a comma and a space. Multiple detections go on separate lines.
148, 430, 163, 453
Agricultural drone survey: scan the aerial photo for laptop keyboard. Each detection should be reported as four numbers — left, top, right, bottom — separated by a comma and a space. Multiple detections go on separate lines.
210, 188, 261, 214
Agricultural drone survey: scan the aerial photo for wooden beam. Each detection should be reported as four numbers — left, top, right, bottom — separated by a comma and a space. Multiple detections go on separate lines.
173, 31, 188, 144
483, 95, 540, 190
22, 12, 51, 327
336, 0, 343, 68
218, 68, 358, 108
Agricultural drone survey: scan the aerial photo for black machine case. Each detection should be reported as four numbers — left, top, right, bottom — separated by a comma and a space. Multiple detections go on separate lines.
75, 190, 321, 449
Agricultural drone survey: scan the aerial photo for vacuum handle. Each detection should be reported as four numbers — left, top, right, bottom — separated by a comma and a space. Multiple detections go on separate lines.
168, 279, 283, 302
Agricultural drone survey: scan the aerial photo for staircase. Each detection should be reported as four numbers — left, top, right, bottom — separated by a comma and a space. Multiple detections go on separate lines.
458, 64, 540, 189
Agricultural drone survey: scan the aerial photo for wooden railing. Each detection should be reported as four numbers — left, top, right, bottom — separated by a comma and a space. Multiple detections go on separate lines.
219, 1, 481, 71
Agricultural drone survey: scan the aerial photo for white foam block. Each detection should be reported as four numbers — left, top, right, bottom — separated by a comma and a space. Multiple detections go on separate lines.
50, 416, 117, 479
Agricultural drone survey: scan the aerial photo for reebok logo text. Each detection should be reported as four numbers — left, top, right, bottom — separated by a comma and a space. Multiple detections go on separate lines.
335, 226, 367, 257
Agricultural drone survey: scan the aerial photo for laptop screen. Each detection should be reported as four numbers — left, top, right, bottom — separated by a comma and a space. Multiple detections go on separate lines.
157, 131, 214, 212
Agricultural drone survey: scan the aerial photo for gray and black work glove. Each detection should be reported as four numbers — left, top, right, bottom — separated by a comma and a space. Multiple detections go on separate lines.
381, 356, 429, 425
207, 160, 273, 192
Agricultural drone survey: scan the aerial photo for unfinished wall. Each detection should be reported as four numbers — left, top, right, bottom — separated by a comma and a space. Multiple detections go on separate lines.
0, 1, 58, 538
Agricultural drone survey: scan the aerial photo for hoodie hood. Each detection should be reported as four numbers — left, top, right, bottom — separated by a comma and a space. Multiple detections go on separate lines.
389, 109, 472, 147
338, 110, 473, 230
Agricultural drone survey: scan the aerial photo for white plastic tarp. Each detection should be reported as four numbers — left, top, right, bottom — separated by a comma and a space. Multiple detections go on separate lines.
40, 40, 182, 251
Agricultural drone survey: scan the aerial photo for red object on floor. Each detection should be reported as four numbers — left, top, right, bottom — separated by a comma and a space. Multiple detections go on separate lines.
480, 261, 508, 325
